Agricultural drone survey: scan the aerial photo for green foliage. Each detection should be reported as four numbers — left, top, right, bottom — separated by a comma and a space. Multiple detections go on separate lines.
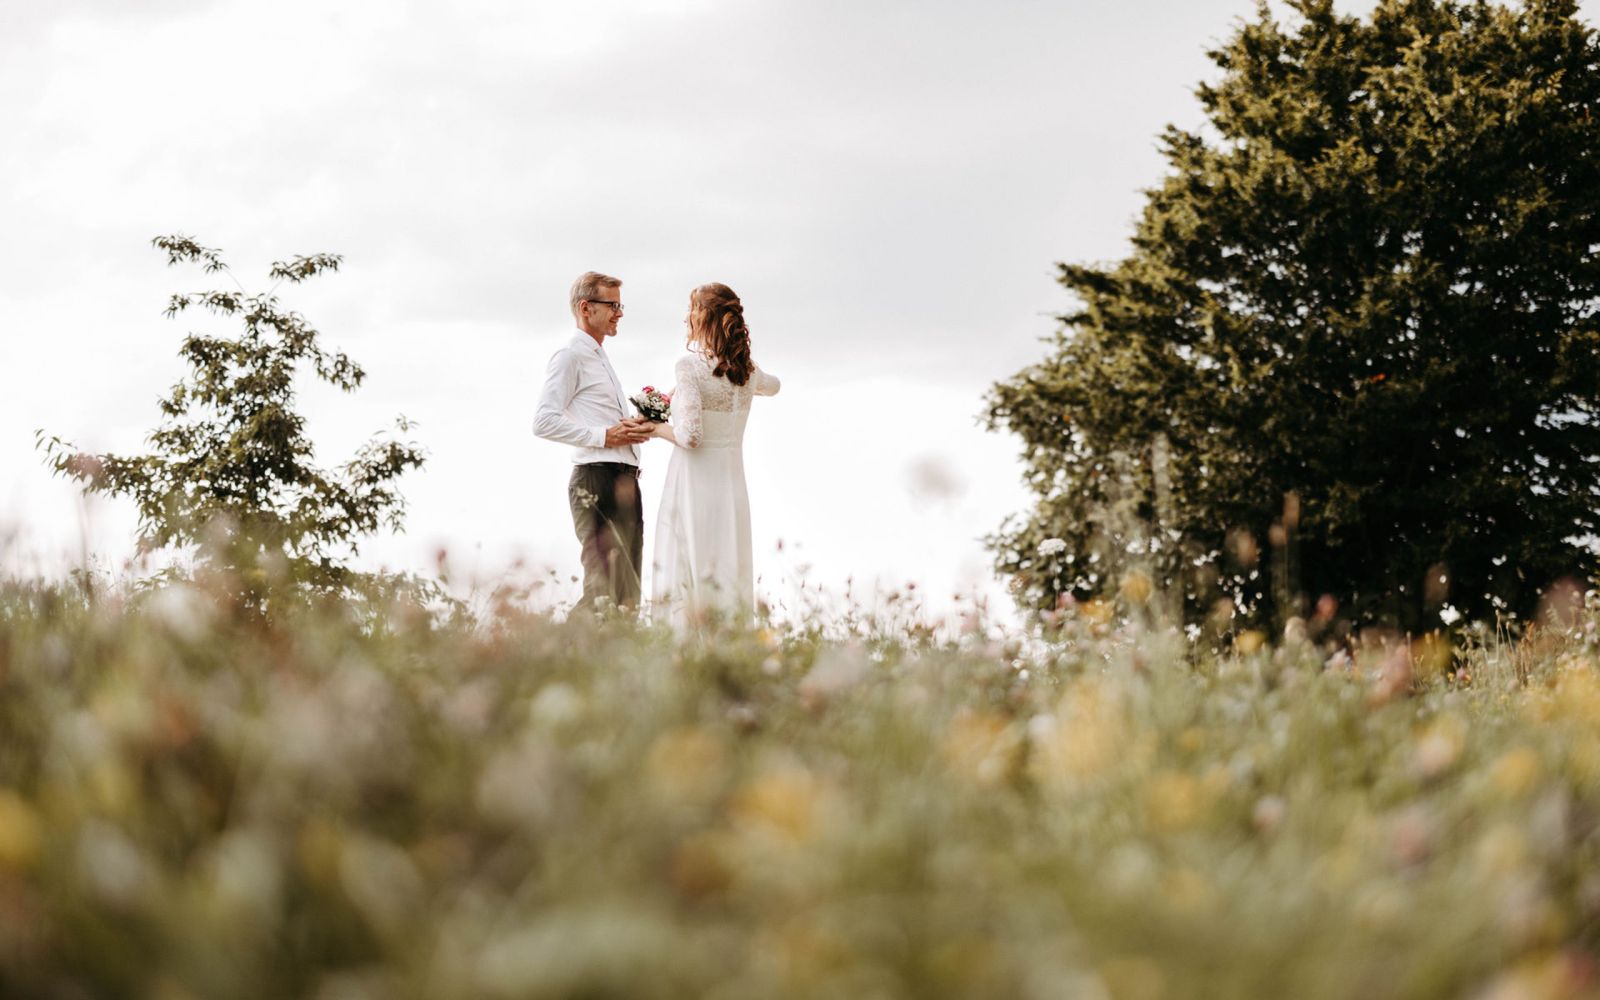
1, 576, 1599, 997
37, 235, 425, 600
988, 0, 1600, 630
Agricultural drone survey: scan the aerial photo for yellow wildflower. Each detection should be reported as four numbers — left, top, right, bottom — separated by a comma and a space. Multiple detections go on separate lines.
1120, 570, 1153, 604
1144, 770, 1208, 833
646, 727, 729, 807
942, 711, 1023, 788
1488, 746, 1542, 800
730, 768, 836, 846
1029, 678, 1130, 788
0, 790, 43, 871
1411, 714, 1467, 780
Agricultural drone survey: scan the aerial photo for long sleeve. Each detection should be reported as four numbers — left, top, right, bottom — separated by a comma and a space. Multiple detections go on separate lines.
534, 348, 607, 449
670, 356, 703, 449
752, 365, 781, 397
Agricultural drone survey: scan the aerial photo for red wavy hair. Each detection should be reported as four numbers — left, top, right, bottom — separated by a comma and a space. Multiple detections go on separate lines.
688, 283, 753, 386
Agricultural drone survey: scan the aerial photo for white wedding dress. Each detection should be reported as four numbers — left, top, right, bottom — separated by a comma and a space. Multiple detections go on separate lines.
650, 350, 781, 628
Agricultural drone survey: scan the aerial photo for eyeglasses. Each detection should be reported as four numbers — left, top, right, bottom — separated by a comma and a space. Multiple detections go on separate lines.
586, 299, 624, 312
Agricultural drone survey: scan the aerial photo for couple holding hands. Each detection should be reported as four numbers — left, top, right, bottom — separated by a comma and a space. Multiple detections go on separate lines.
533, 272, 781, 625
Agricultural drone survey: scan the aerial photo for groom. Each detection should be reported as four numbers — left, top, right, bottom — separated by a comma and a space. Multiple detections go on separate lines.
534, 271, 655, 611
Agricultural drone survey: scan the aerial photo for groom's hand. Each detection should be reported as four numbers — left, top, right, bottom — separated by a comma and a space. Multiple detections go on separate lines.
605, 419, 654, 448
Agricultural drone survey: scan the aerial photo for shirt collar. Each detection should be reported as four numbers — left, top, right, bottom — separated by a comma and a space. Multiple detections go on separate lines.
571, 329, 604, 353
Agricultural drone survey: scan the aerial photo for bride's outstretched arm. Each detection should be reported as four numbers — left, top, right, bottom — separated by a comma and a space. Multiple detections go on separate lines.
753, 365, 780, 396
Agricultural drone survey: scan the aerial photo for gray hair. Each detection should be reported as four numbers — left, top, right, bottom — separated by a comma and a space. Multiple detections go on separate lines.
570, 271, 621, 316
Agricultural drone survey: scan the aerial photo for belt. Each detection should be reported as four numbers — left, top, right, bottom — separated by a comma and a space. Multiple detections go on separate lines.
575, 462, 639, 474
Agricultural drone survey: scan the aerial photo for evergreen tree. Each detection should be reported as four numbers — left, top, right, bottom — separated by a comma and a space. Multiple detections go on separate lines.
987, 0, 1600, 631
39, 236, 425, 602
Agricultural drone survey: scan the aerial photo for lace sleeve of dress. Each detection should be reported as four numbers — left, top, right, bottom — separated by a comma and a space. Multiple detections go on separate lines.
671, 356, 703, 449
752, 365, 781, 397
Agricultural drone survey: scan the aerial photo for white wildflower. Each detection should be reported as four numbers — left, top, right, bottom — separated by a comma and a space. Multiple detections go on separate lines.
1037, 538, 1068, 557
530, 683, 584, 730
147, 584, 213, 642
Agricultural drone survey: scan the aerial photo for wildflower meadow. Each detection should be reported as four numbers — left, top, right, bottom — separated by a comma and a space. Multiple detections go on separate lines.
1, 570, 1598, 999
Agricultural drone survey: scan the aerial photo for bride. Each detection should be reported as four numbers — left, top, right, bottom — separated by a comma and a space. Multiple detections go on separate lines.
649, 282, 781, 628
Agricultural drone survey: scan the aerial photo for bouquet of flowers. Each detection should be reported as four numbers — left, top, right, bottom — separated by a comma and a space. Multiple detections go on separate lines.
630, 385, 672, 423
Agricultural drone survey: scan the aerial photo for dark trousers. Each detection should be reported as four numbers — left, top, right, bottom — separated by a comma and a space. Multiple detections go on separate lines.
568, 462, 644, 610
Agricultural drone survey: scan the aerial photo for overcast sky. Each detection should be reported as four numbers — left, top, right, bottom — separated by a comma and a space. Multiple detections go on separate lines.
5, 0, 1590, 623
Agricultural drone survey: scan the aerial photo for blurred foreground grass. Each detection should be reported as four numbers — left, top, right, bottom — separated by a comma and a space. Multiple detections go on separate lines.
2, 577, 1599, 999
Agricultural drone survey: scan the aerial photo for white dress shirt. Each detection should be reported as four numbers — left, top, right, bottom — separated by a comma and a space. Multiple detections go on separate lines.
533, 330, 640, 466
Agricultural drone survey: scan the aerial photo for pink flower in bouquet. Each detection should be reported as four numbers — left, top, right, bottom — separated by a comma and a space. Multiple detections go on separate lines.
630, 385, 672, 423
